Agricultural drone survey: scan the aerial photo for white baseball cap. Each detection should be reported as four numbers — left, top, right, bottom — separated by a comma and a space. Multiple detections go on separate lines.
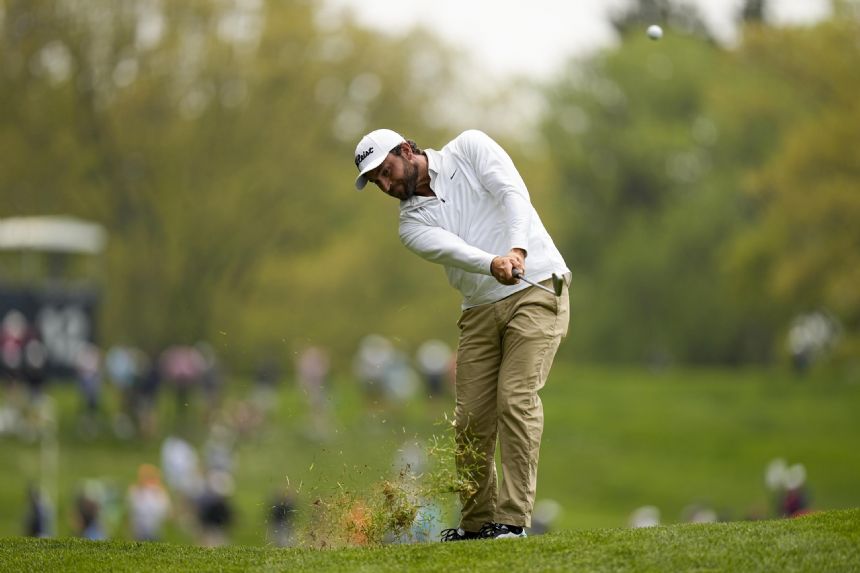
353, 128, 406, 190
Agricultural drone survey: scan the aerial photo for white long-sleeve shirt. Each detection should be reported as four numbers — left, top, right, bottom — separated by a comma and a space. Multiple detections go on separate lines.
399, 130, 569, 309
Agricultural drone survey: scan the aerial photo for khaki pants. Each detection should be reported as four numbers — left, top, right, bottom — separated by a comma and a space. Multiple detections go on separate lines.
454, 278, 570, 530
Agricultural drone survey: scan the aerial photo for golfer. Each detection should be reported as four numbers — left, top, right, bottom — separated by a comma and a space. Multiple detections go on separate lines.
353, 129, 570, 540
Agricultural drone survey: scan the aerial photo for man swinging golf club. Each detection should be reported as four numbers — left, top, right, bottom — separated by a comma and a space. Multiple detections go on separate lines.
353, 128, 570, 540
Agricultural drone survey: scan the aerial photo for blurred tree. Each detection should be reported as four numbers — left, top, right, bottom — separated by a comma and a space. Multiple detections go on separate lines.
3, 1, 857, 371
540, 33, 759, 364
0, 0, 460, 367
541, 9, 860, 365
726, 17, 860, 361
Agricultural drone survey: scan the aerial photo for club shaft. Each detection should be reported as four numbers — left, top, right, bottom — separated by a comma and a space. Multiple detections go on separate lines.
513, 271, 556, 295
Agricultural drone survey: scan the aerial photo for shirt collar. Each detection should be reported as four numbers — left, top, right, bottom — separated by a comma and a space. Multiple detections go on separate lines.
426, 148, 441, 191
399, 149, 443, 211
426, 148, 447, 200
426, 148, 441, 176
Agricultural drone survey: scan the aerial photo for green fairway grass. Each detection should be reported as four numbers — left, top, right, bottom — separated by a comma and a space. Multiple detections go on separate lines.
1, 509, 857, 572
1, 363, 858, 545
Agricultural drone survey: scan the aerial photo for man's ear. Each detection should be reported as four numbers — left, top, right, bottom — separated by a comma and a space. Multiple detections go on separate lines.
400, 142, 413, 159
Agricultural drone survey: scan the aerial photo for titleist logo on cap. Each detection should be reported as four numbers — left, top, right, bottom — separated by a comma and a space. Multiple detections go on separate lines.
353, 129, 404, 190
355, 146, 373, 168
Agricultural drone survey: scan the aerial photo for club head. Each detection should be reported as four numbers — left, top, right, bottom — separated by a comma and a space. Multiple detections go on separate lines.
551, 273, 564, 297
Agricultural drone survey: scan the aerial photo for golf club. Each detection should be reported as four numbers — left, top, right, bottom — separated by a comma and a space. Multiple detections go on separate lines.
512, 269, 564, 297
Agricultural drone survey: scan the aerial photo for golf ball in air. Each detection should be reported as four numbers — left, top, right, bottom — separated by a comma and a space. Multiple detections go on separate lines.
647, 25, 663, 40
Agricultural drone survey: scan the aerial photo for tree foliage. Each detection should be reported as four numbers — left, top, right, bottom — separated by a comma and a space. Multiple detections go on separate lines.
541, 15, 860, 365
726, 18, 860, 358
1, 1, 858, 370
0, 0, 460, 365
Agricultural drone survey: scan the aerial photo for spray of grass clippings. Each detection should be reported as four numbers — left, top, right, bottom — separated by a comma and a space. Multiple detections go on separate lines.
423, 412, 479, 501
295, 413, 480, 548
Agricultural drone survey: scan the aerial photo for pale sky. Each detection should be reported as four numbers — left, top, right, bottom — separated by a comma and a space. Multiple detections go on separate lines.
322, 0, 833, 80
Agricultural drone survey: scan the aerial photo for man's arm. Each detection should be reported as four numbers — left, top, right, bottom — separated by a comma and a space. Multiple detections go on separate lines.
401, 219, 525, 285
399, 219, 496, 275
458, 130, 533, 260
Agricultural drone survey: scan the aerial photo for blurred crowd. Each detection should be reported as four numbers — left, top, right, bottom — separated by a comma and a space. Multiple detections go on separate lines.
1, 312, 456, 445
352, 334, 454, 404
23, 437, 300, 546
5, 311, 816, 545
19, 418, 302, 546
2, 311, 467, 545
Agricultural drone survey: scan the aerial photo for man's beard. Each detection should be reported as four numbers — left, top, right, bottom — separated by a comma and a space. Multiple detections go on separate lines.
400, 156, 418, 200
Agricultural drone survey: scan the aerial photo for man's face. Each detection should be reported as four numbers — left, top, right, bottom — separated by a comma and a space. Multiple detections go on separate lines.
366, 147, 417, 201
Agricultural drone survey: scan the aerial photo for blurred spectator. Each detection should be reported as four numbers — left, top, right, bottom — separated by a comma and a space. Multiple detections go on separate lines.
196, 342, 224, 423
161, 435, 203, 535
395, 441, 428, 475
345, 501, 371, 546
410, 499, 442, 543
415, 339, 453, 398
296, 346, 333, 441
765, 458, 813, 518
353, 334, 395, 401
74, 481, 107, 540
134, 352, 161, 439
203, 423, 235, 475
530, 499, 562, 534
0, 313, 49, 442
161, 435, 202, 498
127, 464, 172, 541
22, 335, 48, 400
629, 505, 660, 528
267, 491, 297, 547
1, 310, 29, 384
75, 343, 103, 439
105, 345, 139, 439
159, 345, 206, 427
681, 502, 719, 524
196, 470, 235, 547
380, 349, 420, 403
389, 447, 438, 544
252, 353, 281, 415
1, 311, 48, 438
787, 312, 839, 374
0, 399, 18, 436
24, 483, 52, 538
782, 484, 811, 518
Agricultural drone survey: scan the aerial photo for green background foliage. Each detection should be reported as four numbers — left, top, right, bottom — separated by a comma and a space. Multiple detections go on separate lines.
2, 1, 858, 371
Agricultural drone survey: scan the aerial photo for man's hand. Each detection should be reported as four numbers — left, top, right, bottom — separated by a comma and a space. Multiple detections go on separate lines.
491, 248, 527, 285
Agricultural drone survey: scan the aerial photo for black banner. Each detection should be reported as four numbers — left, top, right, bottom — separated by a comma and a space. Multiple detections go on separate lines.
0, 284, 100, 378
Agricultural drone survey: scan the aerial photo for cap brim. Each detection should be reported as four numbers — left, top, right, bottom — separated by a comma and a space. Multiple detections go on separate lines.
354, 154, 387, 191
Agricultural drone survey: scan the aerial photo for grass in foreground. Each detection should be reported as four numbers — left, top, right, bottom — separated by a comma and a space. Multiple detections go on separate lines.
1, 509, 857, 573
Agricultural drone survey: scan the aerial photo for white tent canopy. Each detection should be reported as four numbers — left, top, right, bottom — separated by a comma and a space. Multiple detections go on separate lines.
0, 216, 106, 254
